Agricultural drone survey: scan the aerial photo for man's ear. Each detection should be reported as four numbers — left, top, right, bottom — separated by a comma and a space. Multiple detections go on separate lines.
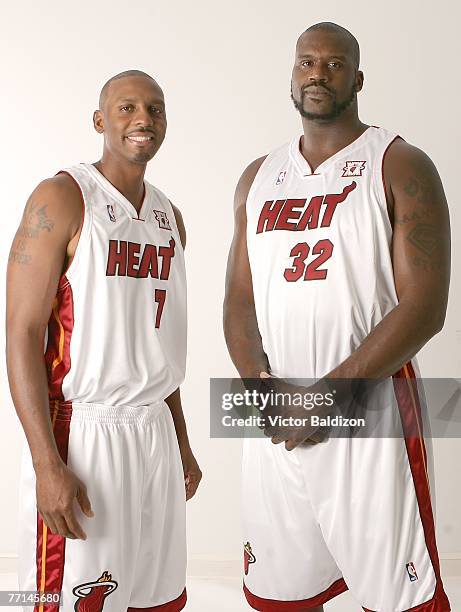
93, 109, 104, 134
356, 70, 364, 92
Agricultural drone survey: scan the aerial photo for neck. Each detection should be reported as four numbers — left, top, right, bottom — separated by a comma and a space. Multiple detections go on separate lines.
94, 153, 147, 213
300, 109, 368, 156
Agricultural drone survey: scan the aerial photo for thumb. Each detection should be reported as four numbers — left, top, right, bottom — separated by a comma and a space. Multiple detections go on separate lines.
76, 483, 94, 518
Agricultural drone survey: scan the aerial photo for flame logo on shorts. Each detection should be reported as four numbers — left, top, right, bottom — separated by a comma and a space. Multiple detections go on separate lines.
73, 571, 118, 611
244, 542, 256, 575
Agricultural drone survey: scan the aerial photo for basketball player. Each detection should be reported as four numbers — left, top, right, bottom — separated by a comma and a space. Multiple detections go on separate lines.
224, 23, 451, 611
6, 70, 201, 611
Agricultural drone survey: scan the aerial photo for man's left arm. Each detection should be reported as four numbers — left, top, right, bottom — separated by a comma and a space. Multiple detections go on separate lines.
327, 139, 450, 380
165, 203, 202, 501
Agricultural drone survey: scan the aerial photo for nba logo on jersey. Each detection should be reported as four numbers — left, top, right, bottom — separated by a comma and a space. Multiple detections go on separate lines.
342, 160, 366, 177
153, 210, 171, 230
107, 204, 116, 223
276, 171, 287, 185
406, 562, 419, 582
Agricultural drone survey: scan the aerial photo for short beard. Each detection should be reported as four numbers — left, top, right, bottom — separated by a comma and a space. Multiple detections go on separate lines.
131, 151, 152, 163
291, 83, 356, 121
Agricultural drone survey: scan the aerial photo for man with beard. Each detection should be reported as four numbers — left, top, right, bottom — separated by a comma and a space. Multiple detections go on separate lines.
7, 70, 201, 611
224, 23, 451, 611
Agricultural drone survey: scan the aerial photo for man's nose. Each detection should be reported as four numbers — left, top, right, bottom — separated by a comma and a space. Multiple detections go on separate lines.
134, 107, 154, 126
308, 63, 329, 83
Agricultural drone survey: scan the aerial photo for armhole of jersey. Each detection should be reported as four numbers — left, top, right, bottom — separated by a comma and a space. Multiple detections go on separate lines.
167, 198, 185, 253
150, 187, 184, 253
373, 134, 402, 234
245, 154, 271, 212
55, 170, 92, 289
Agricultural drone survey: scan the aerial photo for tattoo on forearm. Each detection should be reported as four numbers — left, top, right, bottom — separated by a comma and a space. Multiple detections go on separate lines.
403, 162, 435, 206
9, 201, 55, 265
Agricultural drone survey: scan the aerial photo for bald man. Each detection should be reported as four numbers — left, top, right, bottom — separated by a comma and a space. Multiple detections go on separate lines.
7, 70, 201, 611
224, 23, 451, 611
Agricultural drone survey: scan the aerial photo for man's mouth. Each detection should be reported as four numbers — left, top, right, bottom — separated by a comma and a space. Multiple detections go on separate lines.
126, 135, 154, 142
303, 88, 332, 98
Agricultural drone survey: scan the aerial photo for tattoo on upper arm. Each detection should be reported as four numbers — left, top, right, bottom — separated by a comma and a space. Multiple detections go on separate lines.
394, 208, 430, 225
19, 201, 55, 237
8, 201, 55, 265
406, 223, 445, 272
412, 256, 444, 272
407, 223, 437, 256
403, 161, 435, 206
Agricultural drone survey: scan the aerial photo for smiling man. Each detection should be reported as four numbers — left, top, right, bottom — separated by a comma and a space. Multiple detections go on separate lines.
224, 23, 451, 611
7, 70, 200, 611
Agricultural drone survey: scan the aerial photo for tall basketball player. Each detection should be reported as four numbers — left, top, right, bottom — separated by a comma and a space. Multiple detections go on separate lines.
224, 23, 451, 611
6, 70, 201, 611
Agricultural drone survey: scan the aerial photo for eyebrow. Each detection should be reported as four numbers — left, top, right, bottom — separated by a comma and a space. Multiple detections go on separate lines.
298, 54, 348, 60
116, 97, 165, 106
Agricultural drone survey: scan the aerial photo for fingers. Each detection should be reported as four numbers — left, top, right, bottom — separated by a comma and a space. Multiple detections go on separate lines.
185, 470, 202, 501
40, 512, 59, 537
39, 506, 86, 540
53, 514, 77, 540
76, 483, 94, 518
63, 507, 87, 540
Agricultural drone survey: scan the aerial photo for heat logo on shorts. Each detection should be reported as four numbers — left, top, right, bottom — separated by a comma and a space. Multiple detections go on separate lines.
406, 562, 418, 582
244, 542, 256, 575
73, 571, 118, 611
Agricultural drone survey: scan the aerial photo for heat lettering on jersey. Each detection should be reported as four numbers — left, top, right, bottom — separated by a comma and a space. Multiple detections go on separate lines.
256, 181, 357, 234
105, 238, 176, 279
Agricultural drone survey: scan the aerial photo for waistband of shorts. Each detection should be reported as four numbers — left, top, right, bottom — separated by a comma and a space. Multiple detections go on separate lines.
48, 399, 168, 424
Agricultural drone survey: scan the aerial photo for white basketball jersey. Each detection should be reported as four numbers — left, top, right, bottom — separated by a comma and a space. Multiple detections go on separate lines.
246, 126, 401, 379
45, 163, 187, 406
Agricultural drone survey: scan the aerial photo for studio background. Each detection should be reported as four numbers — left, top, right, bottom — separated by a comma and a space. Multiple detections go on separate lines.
1, 0, 460, 579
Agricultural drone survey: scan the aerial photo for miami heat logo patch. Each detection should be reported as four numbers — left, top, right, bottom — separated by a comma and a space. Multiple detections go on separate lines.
244, 542, 256, 575
107, 204, 116, 223
342, 160, 366, 177
73, 571, 118, 611
153, 210, 171, 230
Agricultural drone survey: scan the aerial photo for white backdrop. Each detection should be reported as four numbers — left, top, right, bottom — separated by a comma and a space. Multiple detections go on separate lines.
1, 0, 460, 572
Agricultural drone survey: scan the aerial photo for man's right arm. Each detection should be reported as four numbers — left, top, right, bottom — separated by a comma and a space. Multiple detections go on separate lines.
6, 174, 92, 539
223, 156, 269, 378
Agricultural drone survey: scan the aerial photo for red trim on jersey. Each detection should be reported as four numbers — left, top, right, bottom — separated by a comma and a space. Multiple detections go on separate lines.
35, 402, 73, 612
44, 282, 74, 400
381, 135, 402, 225
381, 136, 399, 202
36, 280, 75, 610
127, 588, 187, 611
363, 591, 451, 611
389, 363, 451, 612
243, 578, 348, 610
55, 170, 85, 279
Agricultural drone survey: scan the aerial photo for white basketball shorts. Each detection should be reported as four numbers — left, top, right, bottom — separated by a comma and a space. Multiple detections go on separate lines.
18, 400, 187, 612
242, 367, 451, 611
